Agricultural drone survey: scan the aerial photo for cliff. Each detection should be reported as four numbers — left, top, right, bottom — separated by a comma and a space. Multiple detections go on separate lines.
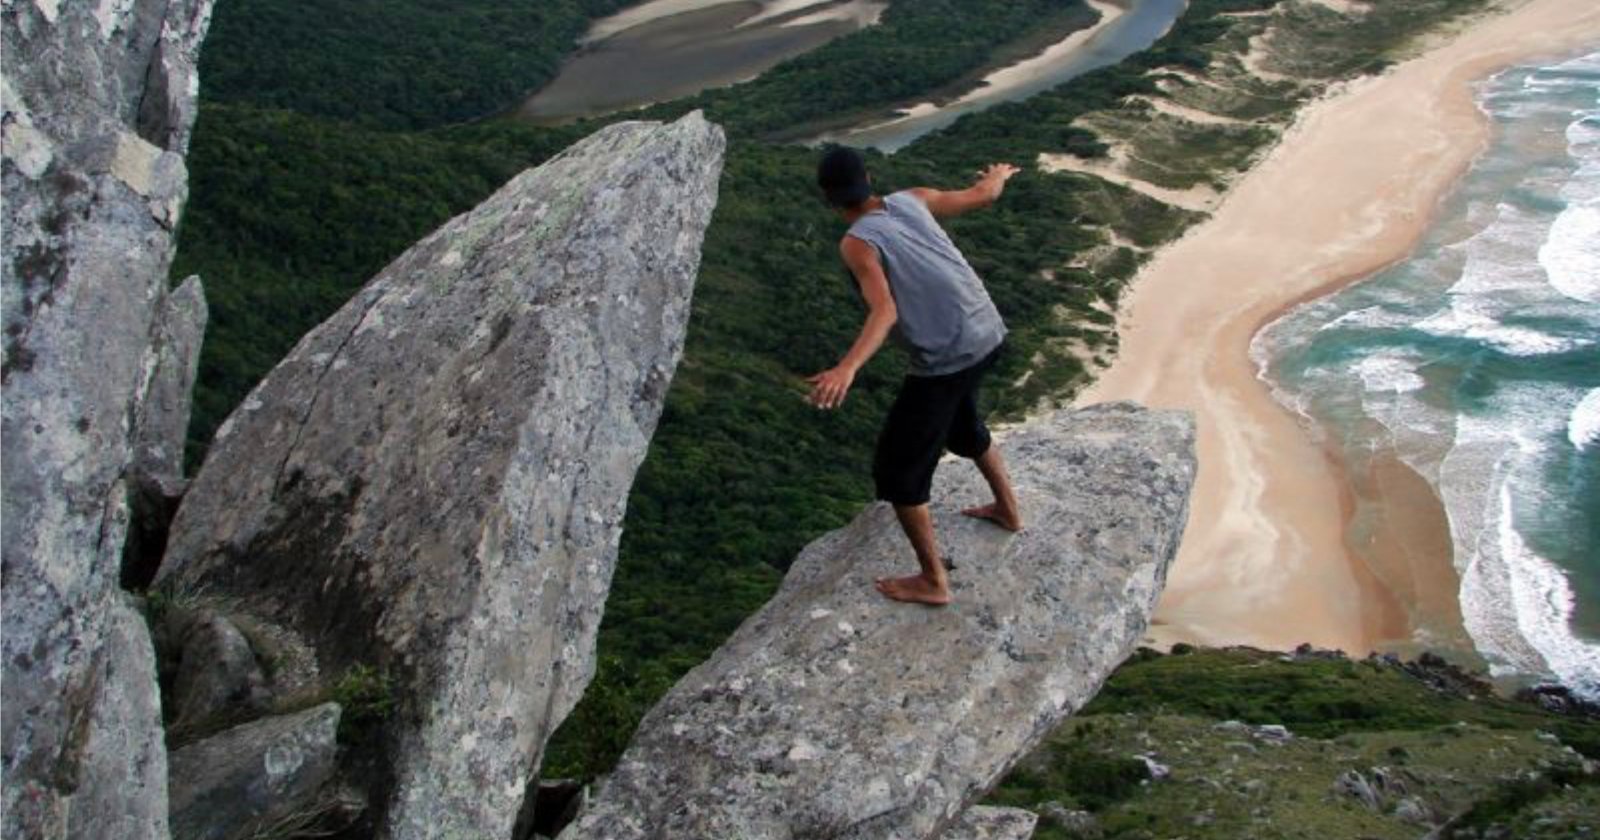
561, 402, 1196, 839
2, 0, 213, 836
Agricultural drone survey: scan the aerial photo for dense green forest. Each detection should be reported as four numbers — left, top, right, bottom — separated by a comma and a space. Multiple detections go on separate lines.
197, 0, 633, 127
172, 0, 1491, 780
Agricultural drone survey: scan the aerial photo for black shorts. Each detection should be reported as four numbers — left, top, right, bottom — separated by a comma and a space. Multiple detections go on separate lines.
872, 342, 1005, 506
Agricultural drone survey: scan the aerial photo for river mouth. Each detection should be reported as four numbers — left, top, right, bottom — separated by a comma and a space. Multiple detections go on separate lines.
517, 0, 887, 123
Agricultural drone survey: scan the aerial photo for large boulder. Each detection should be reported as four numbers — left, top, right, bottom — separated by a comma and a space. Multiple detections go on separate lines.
560, 402, 1195, 840
156, 112, 725, 839
1, 0, 213, 836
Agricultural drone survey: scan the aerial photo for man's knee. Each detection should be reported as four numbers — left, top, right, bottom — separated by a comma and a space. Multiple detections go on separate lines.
946, 426, 992, 460
874, 462, 932, 507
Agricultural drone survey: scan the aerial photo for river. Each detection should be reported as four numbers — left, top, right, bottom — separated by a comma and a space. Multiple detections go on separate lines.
810, 0, 1186, 151
518, 0, 888, 122
519, 0, 1187, 152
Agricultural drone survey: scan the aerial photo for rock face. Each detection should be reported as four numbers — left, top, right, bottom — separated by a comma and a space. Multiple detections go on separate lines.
167, 703, 342, 840
1, 0, 213, 835
65, 597, 171, 840
560, 402, 1195, 840
156, 112, 726, 839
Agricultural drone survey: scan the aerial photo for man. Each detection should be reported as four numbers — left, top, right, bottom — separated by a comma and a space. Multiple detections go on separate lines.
806, 146, 1025, 606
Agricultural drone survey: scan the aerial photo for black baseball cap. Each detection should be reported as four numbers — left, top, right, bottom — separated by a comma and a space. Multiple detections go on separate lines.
817, 146, 871, 207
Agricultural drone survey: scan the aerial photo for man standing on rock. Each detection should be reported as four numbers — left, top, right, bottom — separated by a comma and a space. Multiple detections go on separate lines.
806, 146, 1025, 606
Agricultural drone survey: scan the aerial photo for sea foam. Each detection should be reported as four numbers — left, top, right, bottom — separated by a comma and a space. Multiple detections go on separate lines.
1571, 388, 1600, 451
1255, 51, 1600, 700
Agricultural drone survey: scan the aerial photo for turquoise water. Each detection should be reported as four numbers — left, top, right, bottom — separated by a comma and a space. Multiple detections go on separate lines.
1254, 52, 1600, 697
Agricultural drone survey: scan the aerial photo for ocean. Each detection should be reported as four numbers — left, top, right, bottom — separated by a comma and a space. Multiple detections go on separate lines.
1252, 51, 1600, 698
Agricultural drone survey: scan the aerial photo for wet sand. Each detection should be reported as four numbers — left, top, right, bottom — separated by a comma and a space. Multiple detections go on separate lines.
1074, 0, 1600, 654
519, 0, 885, 122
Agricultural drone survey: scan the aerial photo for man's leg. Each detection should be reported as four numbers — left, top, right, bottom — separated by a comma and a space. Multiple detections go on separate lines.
945, 369, 1025, 532
874, 503, 951, 605
872, 373, 962, 605
962, 445, 1024, 532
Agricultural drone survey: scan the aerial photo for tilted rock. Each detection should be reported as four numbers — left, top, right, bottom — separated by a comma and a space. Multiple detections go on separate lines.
943, 806, 1039, 840
64, 596, 170, 840
168, 702, 342, 840
1, 0, 213, 835
156, 112, 726, 839
561, 402, 1195, 839
123, 274, 208, 589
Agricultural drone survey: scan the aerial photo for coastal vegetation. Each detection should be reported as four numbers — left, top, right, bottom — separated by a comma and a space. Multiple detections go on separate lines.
985, 647, 1600, 839
173, 0, 1503, 786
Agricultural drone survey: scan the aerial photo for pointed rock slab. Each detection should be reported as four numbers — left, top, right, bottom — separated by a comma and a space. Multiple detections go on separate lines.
560, 402, 1194, 840
156, 112, 725, 840
123, 274, 208, 589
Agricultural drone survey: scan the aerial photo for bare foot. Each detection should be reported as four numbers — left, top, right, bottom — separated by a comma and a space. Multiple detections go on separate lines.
961, 502, 1024, 532
873, 573, 951, 606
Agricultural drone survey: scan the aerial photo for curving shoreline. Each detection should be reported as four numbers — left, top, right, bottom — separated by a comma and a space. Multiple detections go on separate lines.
1074, 0, 1600, 656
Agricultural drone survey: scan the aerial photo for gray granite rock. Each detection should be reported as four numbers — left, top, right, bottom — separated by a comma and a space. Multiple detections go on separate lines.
64, 596, 170, 840
2, 0, 213, 835
168, 703, 342, 840
1040, 802, 1100, 838
170, 609, 271, 730
561, 402, 1195, 840
131, 273, 206, 484
157, 112, 725, 840
943, 806, 1038, 840
123, 274, 207, 588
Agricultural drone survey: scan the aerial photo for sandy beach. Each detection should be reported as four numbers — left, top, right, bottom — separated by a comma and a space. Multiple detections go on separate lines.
1074, 0, 1600, 654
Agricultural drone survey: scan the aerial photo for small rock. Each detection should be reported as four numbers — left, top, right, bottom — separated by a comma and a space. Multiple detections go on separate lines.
1334, 769, 1381, 812
1137, 754, 1171, 780
1394, 796, 1433, 825
1253, 724, 1293, 743
1041, 801, 1101, 838
168, 703, 341, 840
170, 609, 270, 729
943, 805, 1040, 840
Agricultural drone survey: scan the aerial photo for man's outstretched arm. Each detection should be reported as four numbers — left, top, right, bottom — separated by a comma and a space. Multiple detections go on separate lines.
807, 236, 897, 410
910, 162, 1021, 218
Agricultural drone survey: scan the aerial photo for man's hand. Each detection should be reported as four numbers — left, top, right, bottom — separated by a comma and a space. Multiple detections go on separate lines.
910, 162, 1021, 217
806, 364, 856, 410
977, 162, 1021, 200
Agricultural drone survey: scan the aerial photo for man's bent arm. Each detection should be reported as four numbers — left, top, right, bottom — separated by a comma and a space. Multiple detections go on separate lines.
837, 236, 897, 373
806, 236, 896, 409
910, 162, 1021, 218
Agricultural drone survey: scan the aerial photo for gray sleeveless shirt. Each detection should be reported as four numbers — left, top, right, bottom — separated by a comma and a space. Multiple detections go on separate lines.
846, 190, 1007, 376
